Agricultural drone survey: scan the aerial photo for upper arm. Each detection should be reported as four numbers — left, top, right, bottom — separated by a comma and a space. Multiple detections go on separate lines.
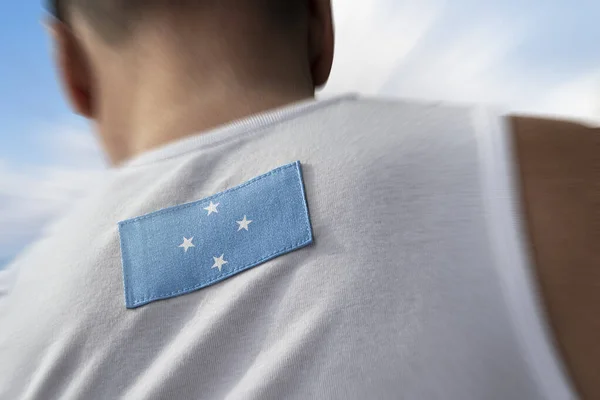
510, 115, 600, 399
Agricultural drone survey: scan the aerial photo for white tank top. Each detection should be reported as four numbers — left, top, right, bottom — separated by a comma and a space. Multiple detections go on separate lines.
474, 107, 575, 399
0, 95, 576, 399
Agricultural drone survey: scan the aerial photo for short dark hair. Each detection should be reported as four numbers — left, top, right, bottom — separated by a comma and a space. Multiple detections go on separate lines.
48, 0, 65, 21
48, 0, 307, 44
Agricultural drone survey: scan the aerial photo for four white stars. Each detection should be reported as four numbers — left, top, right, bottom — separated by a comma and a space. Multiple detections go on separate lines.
178, 203, 252, 274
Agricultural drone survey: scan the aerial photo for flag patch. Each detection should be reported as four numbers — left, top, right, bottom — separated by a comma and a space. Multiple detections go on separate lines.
118, 161, 313, 309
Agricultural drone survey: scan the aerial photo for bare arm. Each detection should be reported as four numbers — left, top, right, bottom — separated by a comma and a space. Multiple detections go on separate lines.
511, 116, 600, 399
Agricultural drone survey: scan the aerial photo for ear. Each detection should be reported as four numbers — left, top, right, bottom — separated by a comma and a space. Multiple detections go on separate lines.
308, 0, 334, 88
45, 19, 95, 118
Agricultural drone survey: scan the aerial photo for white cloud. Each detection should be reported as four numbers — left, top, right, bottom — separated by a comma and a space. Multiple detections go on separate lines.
382, 21, 526, 104
0, 125, 104, 265
33, 121, 105, 167
325, 0, 445, 95
523, 71, 600, 121
325, 0, 600, 121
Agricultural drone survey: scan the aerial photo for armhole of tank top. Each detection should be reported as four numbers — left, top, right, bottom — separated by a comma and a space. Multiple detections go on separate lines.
472, 107, 577, 400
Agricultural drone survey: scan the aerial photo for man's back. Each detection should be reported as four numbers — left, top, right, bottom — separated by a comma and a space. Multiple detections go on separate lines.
0, 96, 575, 399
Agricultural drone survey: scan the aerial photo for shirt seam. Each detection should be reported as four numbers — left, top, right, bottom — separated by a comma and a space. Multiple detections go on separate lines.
118, 95, 356, 170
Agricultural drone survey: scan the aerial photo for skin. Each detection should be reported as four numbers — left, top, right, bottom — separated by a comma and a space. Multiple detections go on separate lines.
48, 2, 598, 398
48, 0, 334, 165
510, 116, 599, 400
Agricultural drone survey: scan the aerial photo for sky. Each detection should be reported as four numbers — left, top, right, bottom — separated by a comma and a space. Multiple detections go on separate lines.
1, 0, 600, 270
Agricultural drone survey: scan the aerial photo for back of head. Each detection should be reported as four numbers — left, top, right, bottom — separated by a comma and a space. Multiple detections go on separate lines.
46, 0, 335, 163
53, 0, 309, 45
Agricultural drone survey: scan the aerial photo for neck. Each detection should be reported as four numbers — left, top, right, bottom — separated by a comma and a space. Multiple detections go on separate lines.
99, 81, 314, 165
106, 89, 314, 166
93, 28, 314, 165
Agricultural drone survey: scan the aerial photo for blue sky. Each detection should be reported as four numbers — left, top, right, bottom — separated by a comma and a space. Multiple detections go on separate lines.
0, 2, 76, 165
1, 0, 600, 270
0, 1, 104, 270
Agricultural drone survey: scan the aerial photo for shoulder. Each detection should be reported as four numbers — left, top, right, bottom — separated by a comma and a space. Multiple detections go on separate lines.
509, 115, 599, 399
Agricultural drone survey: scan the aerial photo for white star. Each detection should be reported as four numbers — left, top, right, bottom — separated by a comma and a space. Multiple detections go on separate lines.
204, 201, 220, 216
212, 254, 228, 272
178, 237, 195, 253
237, 215, 253, 231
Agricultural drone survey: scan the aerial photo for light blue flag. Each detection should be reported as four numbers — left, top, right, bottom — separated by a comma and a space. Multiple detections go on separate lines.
119, 161, 313, 309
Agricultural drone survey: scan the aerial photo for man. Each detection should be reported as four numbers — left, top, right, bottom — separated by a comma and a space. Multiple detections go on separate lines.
0, 0, 597, 399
